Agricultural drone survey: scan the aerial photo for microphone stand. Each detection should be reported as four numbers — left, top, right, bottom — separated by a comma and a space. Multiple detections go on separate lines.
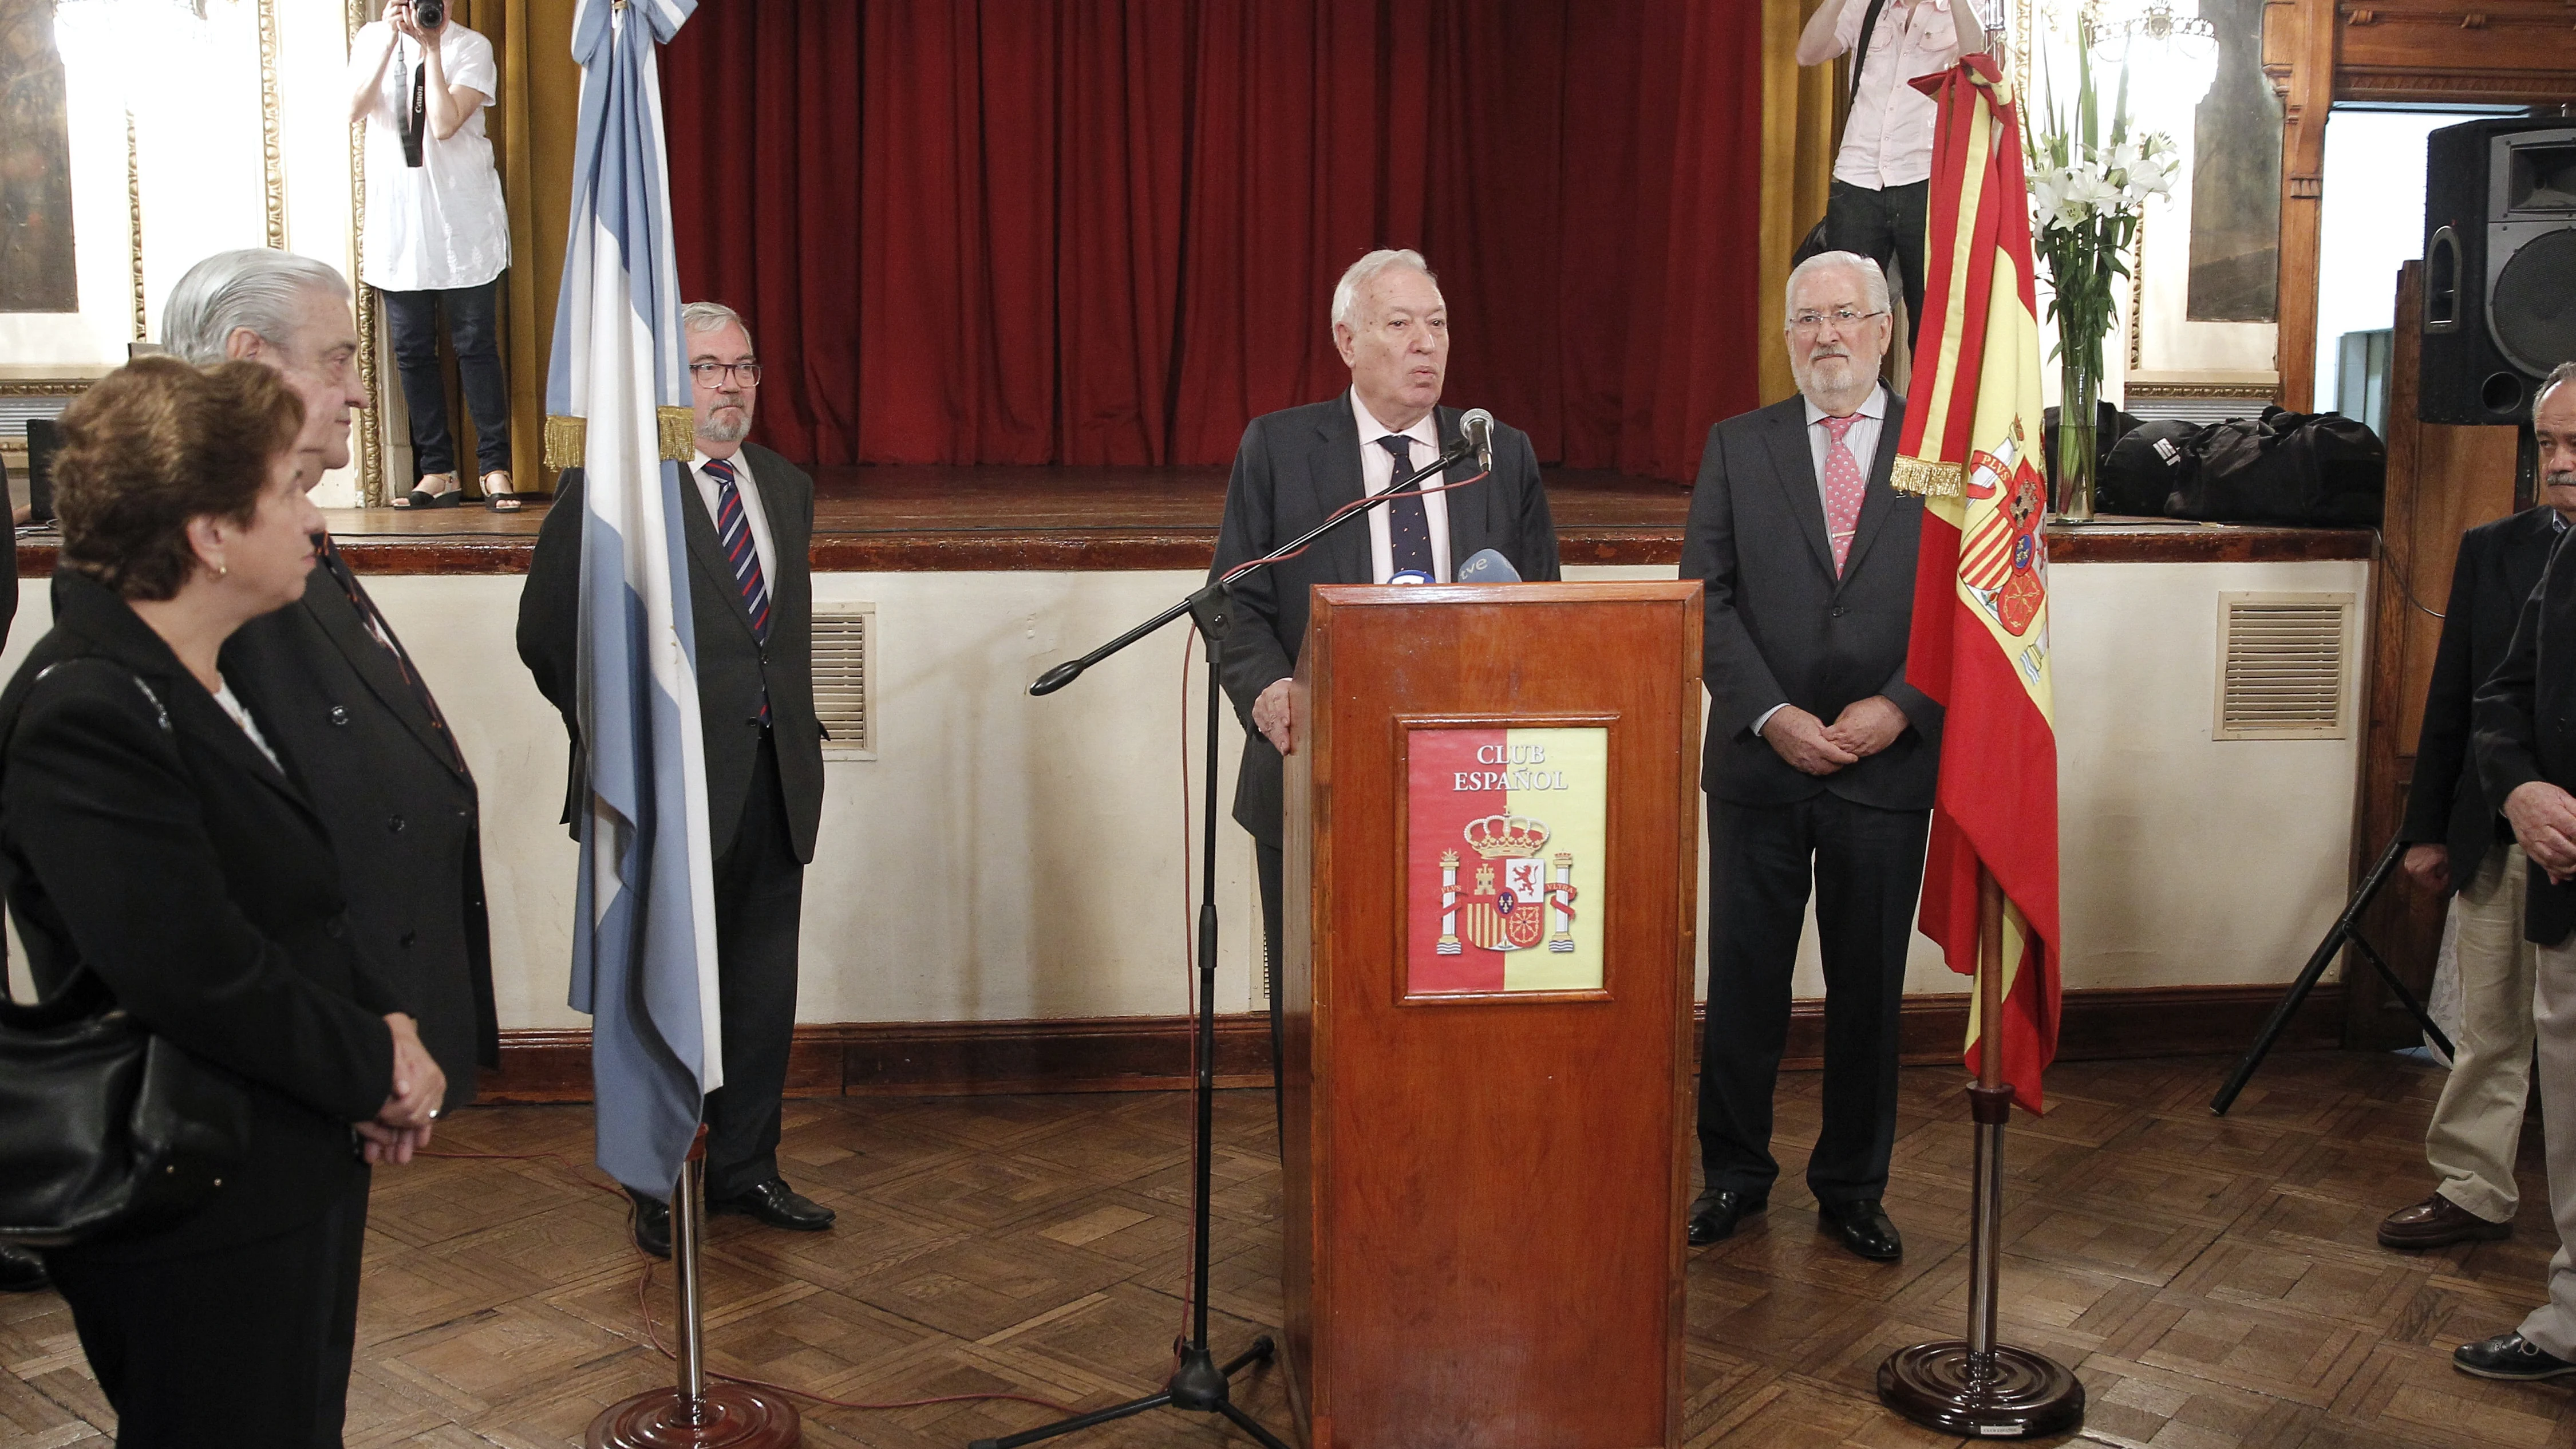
978, 440, 1476, 1449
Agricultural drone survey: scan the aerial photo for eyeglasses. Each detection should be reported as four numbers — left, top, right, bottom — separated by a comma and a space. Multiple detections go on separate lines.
1788, 308, 1887, 334
689, 360, 762, 386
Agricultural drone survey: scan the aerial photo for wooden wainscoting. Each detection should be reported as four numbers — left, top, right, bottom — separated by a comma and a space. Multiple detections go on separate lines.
475, 981, 2349, 1104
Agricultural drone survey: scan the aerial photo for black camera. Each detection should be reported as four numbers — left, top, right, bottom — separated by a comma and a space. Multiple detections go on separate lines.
412, 0, 443, 29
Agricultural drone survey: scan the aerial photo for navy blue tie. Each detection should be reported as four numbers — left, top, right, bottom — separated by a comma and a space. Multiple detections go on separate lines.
705, 456, 772, 724
1378, 435, 1435, 579
704, 457, 772, 645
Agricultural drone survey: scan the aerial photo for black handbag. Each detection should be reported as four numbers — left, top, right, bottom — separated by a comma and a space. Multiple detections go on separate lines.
1792, 0, 1892, 267
0, 660, 254, 1248
0, 976, 254, 1247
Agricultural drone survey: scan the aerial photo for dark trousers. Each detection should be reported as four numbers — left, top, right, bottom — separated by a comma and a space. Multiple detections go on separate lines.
380, 279, 511, 481
49, 1176, 369, 1448
1697, 793, 1929, 1206
1824, 178, 1930, 349
702, 729, 804, 1198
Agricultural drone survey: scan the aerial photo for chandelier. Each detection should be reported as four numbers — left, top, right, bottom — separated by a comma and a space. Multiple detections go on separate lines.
2090, 0, 2219, 66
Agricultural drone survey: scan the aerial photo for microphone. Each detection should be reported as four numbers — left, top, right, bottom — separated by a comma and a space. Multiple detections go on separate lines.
1455, 548, 1522, 584
1459, 408, 1495, 472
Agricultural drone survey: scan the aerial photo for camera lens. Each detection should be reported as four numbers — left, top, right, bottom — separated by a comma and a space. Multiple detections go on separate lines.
414, 0, 443, 28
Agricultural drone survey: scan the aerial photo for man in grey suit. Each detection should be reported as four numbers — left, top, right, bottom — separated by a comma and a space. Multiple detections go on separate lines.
1210, 247, 1562, 1020
519, 302, 832, 1258
1681, 250, 1940, 1261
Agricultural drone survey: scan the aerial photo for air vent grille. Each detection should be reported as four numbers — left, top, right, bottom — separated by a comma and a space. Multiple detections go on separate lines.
2213, 592, 2352, 740
813, 602, 875, 760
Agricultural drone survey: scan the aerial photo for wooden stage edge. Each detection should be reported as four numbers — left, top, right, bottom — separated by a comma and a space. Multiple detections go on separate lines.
9, 518, 2378, 577
9, 459, 2376, 577
472, 980, 2345, 1105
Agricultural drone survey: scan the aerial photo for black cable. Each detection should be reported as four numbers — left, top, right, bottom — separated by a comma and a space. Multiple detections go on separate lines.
2373, 527, 2447, 622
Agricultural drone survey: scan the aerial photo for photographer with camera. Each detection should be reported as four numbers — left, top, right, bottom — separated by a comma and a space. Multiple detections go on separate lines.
347, 0, 517, 512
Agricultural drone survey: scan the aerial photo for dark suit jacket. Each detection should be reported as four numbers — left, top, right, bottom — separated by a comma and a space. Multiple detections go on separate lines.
519, 444, 825, 862
2475, 526, 2576, 945
0, 573, 398, 1261
221, 559, 495, 1109
1680, 393, 1941, 809
2401, 506, 2561, 886
1209, 393, 1562, 845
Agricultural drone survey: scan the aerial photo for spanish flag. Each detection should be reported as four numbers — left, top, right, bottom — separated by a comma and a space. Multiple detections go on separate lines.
1890, 54, 2061, 1114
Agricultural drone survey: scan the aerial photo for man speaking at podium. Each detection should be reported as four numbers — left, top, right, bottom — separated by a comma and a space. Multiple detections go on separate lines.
1681, 251, 1939, 1262
1209, 248, 1561, 1024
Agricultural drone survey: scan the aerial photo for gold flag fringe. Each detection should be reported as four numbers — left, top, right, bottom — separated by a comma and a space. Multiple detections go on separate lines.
1890, 453, 1963, 498
542, 408, 697, 471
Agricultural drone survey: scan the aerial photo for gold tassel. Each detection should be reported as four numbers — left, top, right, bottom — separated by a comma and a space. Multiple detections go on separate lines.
1890, 453, 1963, 498
542, 408, 698, 470
657, 406, 695, 461
543, 414, 586, 471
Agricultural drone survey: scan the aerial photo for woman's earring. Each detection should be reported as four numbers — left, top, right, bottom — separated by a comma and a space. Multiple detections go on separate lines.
215, 562, 228, 579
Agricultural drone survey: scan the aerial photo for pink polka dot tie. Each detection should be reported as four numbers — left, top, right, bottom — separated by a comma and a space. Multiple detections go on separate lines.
1819, 413, 1866, 576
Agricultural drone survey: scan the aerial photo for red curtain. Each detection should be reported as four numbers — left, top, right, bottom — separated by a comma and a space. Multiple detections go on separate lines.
659, 1, 1761, 482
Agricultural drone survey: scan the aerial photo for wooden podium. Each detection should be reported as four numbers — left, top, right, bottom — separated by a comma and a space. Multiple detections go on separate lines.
1278, 581, 1702, 1449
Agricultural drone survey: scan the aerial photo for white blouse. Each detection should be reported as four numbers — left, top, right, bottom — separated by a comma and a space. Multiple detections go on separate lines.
349, 21, 511, 293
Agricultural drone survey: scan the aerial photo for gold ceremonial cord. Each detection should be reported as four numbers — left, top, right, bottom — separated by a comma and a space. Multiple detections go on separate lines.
544, 408, 697, 469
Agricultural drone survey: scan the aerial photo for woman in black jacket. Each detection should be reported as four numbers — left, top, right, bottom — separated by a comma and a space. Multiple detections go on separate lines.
0, 357, 445, 1446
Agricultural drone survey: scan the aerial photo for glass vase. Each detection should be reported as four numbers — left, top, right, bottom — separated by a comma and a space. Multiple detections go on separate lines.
2055, 354, 2097, 523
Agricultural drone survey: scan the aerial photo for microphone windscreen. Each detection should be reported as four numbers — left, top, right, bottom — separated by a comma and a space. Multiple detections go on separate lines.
1456, 548, 1522, 584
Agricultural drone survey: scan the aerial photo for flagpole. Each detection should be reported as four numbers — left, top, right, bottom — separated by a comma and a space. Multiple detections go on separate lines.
1876, 866, 2084, 1439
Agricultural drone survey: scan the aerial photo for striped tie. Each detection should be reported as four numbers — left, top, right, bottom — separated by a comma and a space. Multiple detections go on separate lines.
704, 456, 772, 644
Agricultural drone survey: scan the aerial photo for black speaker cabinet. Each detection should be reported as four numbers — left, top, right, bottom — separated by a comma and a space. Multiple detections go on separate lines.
2420, 118, 2576, 425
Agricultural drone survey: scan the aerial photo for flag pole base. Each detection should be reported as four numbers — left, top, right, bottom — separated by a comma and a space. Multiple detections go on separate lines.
584, 1383, 801, 1448
1876, 1341, 2083, 1440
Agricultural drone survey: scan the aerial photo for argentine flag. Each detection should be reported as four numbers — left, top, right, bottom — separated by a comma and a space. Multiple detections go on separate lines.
547, 0, 717, 1196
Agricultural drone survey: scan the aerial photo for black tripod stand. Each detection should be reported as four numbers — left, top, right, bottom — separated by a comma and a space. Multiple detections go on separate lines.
2210, 835, 2456, 1115
975, 430, 1490, 1449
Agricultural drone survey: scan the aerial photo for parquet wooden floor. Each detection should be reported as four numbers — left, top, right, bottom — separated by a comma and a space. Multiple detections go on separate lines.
4, 1049, 2569, 1448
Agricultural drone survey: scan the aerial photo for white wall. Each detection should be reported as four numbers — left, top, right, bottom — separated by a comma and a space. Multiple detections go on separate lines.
0, 556, 2367, 1025
2311, 110, 2462, 414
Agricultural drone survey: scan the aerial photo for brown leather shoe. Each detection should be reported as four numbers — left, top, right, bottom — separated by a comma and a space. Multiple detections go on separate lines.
2379, 1193, 2511, 1250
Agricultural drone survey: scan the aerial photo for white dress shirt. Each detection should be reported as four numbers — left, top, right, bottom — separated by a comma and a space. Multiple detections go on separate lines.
1753, 385, 1890, 736
692, 447, 777, 589
1831, 0, 1964, 190
1352, 392, 1452, 584
350, 21, 511, 291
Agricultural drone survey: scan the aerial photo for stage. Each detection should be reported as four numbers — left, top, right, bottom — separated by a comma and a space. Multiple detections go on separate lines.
13, 465, 2366, 577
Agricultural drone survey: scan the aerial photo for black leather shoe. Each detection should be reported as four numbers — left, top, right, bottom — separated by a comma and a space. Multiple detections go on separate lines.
628, 1189, 671, 1260
0, 1244, 48, 1293
710, 1177, 835, 1231
1817, 1197, 1903, 1261
1686, 1188, 1767, 1246
2455, 1331, 2576, 1380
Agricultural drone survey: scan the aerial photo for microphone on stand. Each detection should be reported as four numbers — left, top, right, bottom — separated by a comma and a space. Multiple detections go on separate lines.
1455, 548, 1522, 583
1459, 408, 1495, 473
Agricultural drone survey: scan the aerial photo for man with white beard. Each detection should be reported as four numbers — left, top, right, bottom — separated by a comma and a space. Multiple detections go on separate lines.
1679, 251, 1941, 1262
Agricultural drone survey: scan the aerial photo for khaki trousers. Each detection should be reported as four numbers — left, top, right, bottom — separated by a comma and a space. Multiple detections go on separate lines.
2430, 844, 2538, 1222
2516, 910, 2576, 1359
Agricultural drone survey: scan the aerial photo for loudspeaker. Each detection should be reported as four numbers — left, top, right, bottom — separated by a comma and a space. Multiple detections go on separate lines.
2419, 118, 2576, 425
